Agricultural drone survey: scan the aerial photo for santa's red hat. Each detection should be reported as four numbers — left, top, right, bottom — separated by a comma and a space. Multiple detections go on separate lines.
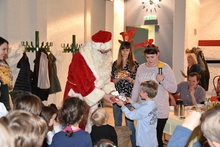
91, 30, 112, 50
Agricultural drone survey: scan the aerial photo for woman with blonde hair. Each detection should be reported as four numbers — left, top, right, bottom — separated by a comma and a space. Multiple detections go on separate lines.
181, 53, 202, 86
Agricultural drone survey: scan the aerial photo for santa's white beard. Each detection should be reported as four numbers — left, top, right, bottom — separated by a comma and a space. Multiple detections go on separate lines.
91, 49, 112, 85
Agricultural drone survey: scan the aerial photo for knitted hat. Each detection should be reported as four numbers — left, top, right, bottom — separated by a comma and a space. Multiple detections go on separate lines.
91, 30, 112, 51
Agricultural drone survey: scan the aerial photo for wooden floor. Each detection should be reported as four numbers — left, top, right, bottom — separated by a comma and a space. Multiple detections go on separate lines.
103, 101, 171, 147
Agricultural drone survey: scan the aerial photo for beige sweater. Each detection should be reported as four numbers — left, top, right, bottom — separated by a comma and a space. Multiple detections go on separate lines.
131, 62, 177, 118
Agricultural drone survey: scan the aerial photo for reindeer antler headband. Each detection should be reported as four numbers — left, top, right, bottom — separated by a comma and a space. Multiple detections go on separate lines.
118, 26, 136, 44
134, 39, 158, 52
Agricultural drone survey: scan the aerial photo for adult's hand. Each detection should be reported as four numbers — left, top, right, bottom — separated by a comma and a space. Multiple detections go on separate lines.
103, 94, 114, 104
180, 70, 187, 78
156, 73, 164, 83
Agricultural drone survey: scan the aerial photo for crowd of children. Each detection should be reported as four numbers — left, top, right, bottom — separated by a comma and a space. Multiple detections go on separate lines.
1, 80, 220, 147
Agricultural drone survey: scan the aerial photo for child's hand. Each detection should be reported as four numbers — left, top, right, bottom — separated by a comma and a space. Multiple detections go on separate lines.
116, 100, 124, 106
130, 106, 135, 111
182, 111, 201, 131
126, 97, 133, 104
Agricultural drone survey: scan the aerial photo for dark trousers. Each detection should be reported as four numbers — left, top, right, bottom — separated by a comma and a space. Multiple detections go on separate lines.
157, 118, 168, 147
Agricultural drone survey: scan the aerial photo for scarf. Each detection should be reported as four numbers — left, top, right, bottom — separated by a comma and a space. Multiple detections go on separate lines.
0, 60, 13, 89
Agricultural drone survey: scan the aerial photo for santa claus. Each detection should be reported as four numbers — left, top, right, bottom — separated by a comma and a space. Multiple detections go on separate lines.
63, 30, 116, 132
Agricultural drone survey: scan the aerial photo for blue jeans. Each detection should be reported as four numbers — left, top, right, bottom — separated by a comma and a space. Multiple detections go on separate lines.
113, 103, 136, 147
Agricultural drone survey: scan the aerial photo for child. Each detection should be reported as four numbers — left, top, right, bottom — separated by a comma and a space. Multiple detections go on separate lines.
93, 139, 116, 147
13, 94, 42, 115
0, 121, 14, 147
116, 80, 158, 147
50, 97, 92, 147
0, 110, 47, 147
90, 108, 118, 146
40, 105, 62, 146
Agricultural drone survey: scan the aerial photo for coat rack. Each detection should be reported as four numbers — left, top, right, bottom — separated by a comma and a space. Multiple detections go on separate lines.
61, 35, 82, 54
21, 31, 52, 53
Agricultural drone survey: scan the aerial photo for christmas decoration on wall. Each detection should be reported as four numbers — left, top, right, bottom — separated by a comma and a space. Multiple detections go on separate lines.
142, 0, 162, 13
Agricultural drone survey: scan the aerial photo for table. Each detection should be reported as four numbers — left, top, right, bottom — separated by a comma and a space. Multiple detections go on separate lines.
163, 111, 184, 135
163, 111, 203, 147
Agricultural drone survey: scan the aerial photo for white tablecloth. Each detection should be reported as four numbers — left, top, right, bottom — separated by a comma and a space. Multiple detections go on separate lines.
163, 111, 184, 135
163, 111, 203, 147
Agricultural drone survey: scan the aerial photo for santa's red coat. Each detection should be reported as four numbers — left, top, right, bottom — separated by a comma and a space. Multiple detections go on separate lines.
64, 51, 105, 104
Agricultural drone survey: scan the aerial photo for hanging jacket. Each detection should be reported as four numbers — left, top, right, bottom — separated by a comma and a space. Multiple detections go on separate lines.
192, 47, 210, 91
49, 53, 61, 94
14, 52, 32, 92
32, 49, 52, 101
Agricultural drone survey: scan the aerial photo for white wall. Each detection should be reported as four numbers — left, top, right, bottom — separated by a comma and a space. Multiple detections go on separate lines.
173, 0, 220, 97
125, 0, 174, 67
46, 0, 85, 106
197, 0, 220, 97
173, 0, 186, 84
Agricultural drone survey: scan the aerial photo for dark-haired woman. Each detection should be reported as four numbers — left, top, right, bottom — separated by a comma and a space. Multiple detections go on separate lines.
132, 41, 177, 147
111, 41, 139, 147
0, 37, 13, 110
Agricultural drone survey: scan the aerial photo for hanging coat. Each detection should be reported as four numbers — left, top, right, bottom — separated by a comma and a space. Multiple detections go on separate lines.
14, 52, 32, 92
49, 53, 61, 94
192, 47, 210, 91
32, 49, 52, 101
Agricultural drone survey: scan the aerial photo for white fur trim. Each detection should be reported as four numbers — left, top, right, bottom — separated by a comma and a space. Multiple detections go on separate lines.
84, 88, 105, 107
68, 88, 104, 107
102, 82, 116, 94
85, 104, 98, 133
79, 41, 99, 80
91, 40, 112, 51
68, 89, 83, 100
94, 79, 104, 89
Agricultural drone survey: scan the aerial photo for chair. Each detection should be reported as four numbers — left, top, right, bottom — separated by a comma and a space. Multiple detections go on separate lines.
169, 94, 180, 106
210, 96, 219, 102
114, 126, 132, 147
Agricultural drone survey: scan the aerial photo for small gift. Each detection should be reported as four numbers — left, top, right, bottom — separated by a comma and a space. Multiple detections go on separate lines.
115, 71, 130, 79
111, 91, 127, 104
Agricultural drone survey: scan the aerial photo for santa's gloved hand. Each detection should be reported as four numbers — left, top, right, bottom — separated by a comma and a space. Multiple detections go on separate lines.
103, 94, 114, 104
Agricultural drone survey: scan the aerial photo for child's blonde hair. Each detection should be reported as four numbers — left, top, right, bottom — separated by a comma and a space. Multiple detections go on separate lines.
94, 139, 116, 147
91, 108, 109, 126
140, 80, 158, 99
1, 110, 47, 147
0, 122, 14, 147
